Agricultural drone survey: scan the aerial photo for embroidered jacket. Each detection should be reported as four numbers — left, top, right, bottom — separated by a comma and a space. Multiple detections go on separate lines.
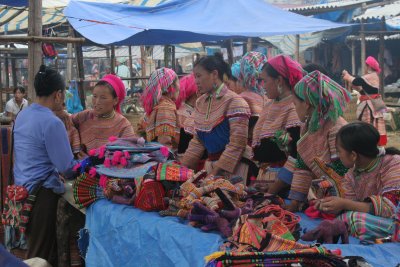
182, 85, 250, 173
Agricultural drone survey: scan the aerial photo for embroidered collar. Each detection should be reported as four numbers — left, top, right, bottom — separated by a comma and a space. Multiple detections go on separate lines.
354, 156, 381, 177
207, 83, 225, 99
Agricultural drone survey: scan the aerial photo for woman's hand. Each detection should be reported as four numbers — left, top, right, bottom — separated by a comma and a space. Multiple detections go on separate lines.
319, 196, 346, 214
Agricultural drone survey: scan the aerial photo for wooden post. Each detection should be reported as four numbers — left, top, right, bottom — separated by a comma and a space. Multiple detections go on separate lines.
164, 45, 169, 68
379, 17, 386, 98
66, 26, 74, 82
11, 56, 17, 88
0, 56, 3, 112
4, 50, 9, 89
295, 34, 300, 62
360, 18, 366, 75
171, 46, 176, 71
140, 46, 146, 77
110, 46, 115, 74
74, 32, 86, 109
351, 41, 356, 74
27, 0, 43, 102
128, 45, 134, 87
226, 39, 234, 65
246, 38, 253, 53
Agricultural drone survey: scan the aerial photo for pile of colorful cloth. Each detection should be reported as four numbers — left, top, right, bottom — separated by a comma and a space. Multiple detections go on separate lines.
73, 136, 194, 211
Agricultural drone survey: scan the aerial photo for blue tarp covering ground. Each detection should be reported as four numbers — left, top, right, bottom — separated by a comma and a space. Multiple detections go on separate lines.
64, 0, 349, 46
84, 200, 400, 267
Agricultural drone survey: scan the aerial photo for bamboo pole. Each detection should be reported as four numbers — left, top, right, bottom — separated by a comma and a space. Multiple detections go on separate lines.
27, 0, 42, 101
171, 45, 176, 71
0, 56, 3, 113
0, 35, 85, 44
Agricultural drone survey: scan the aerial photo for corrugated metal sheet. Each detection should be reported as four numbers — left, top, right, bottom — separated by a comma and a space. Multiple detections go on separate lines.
353, 1, 400, 20
346, 33, 400, 41
287, 0, 373, 12
0, 0, 168, 33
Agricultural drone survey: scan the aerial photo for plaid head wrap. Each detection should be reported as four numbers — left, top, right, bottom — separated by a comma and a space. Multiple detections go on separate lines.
239, 51, 267, 95
294, 70, 351, 133
142, 67, 178, 115
267, 54, 305, 89
231, 61, 241, 80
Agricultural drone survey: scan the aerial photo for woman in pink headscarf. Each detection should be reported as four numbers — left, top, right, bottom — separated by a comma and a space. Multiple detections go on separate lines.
342, 56, 387, 146
176, 73, 198, 154
72, 74, 136, 158
140, 67, 180, 149
252, 54, 303, 190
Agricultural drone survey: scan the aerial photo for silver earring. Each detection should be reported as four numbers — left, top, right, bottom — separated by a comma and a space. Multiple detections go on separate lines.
213, 83, 217, 90
277, 85, 283, 95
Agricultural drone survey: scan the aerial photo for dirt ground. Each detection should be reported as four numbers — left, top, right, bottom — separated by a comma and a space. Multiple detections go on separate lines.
387, 131, 400, 148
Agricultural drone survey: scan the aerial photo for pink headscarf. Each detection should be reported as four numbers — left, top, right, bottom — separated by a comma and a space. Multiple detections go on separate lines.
101, 74, 126, 114
142, 67, 178, 115
267, 55, 304, 88
176, 73, 197, 108
365, 56, 381, 74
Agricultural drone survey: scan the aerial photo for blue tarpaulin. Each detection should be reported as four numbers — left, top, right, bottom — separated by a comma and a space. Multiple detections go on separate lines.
83, 200, 400, 267
0, 0, 28, 7
64, 0, 350, 46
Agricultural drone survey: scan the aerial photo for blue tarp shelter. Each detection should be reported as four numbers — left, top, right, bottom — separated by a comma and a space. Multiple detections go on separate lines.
64, 0, 350, 46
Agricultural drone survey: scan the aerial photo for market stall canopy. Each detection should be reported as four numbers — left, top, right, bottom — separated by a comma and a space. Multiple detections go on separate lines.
64, 0, 350, 46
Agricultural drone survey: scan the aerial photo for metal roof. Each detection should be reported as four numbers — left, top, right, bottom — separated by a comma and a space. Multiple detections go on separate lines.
287, 0, 373, 14
353, 1, 400, 20
346, 33, 400, 41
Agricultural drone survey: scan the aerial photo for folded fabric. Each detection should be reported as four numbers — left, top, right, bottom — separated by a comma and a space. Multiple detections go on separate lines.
96, 162, 158, 179
156, 162, 194, 182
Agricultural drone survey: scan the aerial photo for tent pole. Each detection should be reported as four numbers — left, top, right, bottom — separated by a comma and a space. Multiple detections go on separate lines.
295, 35, 300, 62
351, 41, 356, 74
360, 18, 366, 75
379, 16, 386, 98
140, 46, 146, 78
74, 30, 86, 109
27, 0, 42, 102
110, 46, 115, 74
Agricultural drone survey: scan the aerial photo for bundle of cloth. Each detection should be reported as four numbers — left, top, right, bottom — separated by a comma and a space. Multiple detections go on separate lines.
72, 136, 195, 211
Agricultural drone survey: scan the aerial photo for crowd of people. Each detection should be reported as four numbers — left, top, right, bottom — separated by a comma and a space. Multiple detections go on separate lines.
3, 52, 400, 266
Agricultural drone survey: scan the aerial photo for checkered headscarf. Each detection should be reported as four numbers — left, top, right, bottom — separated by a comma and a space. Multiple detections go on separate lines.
239, 51, 267, 95
294, 70, 351, 133
142, 67, 178, 115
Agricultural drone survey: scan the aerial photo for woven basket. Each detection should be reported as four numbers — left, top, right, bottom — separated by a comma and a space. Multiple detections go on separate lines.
343, 94, 359, 122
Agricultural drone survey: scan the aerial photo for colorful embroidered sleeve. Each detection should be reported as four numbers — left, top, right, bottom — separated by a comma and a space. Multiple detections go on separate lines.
328, 126, 340, 160
71, 109, 90, 130
181, 132, 205, 170
214, 98, 250, 173
367, 157, 400, 218
289, 169, 316, 201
